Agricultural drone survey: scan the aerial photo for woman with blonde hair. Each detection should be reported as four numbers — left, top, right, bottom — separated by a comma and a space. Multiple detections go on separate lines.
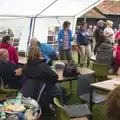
104, 20, 114, 44
22, 46, 67, 118
22, 46, 58, 90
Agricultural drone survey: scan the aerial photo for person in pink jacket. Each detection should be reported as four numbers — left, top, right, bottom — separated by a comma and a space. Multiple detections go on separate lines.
0, 35, 18, 64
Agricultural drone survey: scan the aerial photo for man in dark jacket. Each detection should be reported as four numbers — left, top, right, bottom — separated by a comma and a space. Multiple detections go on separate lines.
94, 20, 105, 55
0, 49, 23, 89
77, 22, 91, 67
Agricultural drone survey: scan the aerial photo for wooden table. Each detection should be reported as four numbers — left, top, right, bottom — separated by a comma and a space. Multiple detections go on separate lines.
19, 57, 27, 65
53, 67, 94, 82
90, 78, 120, 120
54, 67, 94, 94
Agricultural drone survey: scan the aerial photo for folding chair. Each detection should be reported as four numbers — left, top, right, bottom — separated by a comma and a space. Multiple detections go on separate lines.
77, 74, 105, 104
0, 78, 19, 100
92, 63, 108, 82
53, 97, 89, 120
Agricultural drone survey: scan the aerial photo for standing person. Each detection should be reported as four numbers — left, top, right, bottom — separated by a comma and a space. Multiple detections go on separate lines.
93, 26, 97, 32
115, 24, 120, 41
0, 35, 18, 64
57, 21, 72, 62
104, 20, 114, 44
77, 22, 91, 67
114, 40, 120, 73
87, 25, 94, 51
94, 20, 105, 55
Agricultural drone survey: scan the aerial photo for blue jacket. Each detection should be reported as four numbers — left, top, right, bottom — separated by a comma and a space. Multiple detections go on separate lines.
57, 29, 72, 50
40, 43, 57, 63
77, 29, 90, 46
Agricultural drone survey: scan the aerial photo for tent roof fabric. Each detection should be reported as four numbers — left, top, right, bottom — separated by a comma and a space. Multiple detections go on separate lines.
0, 0, 103, 17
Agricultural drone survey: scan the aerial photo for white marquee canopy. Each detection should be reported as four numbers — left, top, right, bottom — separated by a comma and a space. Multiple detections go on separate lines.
0, 0, 103, 51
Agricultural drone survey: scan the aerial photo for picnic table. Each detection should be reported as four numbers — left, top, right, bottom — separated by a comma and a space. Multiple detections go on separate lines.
90, 78, 120, 120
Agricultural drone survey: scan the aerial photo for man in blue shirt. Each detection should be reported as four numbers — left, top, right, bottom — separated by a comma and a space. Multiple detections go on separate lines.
30, 38, 58, 65
77, 22, 91, 67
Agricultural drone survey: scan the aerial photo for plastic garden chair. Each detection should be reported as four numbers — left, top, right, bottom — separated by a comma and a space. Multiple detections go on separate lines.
92, 63, 108, 82
77, 74, 105, 104
0, 78, 19, 100
53, 97, 88, 120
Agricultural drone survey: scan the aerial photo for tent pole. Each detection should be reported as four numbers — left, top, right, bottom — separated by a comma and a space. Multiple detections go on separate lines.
27, 17, 33, 50
32, 17, 36, 37
56, 17, 62, 26
35, 0, 58, 17
72, 17, 77, 36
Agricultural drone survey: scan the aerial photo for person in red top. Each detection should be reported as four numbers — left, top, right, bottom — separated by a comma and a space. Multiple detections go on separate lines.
114, 40, 120, 72
115, 24, 120, 41
0, 35, 18, 64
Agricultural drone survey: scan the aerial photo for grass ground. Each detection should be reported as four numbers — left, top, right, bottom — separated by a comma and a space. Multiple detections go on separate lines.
59, 81, 108, 120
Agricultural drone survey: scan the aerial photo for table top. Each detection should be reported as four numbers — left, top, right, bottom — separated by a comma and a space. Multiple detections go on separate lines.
91, 78, 120, 91
54, 67, 94, 81
78, 67, 94, 75
19, 56, 27, 64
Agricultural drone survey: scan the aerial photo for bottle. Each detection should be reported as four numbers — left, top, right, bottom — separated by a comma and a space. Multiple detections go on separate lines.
1, 112, 6, 120
16, 93, 22, 100
15, 93, 22, 108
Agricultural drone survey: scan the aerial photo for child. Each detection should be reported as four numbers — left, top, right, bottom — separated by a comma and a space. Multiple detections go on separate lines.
114, 40, 120, 73
106, 86, 120, 120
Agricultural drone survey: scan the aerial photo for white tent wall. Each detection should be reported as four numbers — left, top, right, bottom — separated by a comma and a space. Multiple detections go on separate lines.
0, 0, 57, 16
34, 17, 74, 43
0, 18, 31, 51
0, 0, 104, 51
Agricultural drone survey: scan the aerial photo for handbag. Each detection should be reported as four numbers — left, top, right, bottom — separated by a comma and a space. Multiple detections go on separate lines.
63, 60, 80, 77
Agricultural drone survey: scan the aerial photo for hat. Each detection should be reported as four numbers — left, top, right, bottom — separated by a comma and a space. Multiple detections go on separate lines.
98, 20, 105, 24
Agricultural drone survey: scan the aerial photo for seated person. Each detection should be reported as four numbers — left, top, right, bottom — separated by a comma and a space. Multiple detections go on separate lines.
106, 86, 120, 120
96, 37, 114, 74
0, 35, 18, 64
30, 38, 58, 65
22, 46, 67, 104
114, 40, 120, 73
0, 49, 23, 89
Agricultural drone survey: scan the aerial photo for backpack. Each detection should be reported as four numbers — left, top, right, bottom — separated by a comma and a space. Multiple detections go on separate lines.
63, 60, 80, 77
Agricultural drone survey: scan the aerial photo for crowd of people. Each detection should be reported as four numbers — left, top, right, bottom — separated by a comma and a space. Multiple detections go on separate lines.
75, 20, 120, 75
0, 20, 120, 120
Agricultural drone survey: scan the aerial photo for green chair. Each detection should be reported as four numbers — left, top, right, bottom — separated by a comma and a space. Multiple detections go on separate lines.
53, 97, 89, 120
0, 78, 19, 100
92, 63, 108, 82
